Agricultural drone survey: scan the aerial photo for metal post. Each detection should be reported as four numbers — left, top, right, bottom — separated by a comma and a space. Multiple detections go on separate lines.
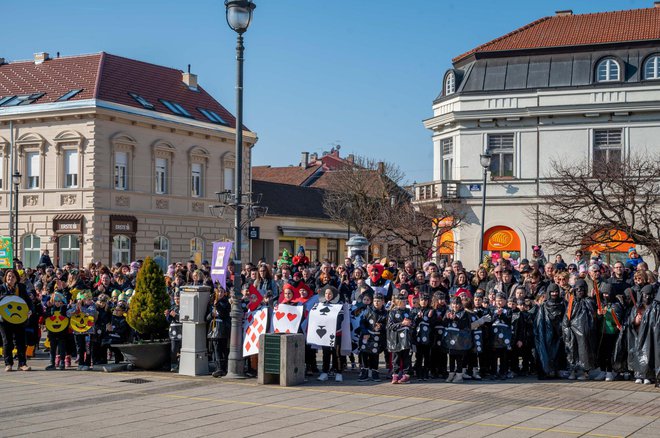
8, 120, 14, 251
226, 33, 245, 379
478, 168, 488, 269
14, 181, 19, 259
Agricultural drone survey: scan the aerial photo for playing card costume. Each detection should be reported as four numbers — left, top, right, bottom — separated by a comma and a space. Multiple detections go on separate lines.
387, 299, 413, 383
357, 293, 387, 381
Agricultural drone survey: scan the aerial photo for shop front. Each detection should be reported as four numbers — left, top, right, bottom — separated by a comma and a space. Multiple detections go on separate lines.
53, 214, 84, 267
436, 230, 455, 263
109, 215, 137, 265
584, 229, 634, 265
482, 225, 521, 265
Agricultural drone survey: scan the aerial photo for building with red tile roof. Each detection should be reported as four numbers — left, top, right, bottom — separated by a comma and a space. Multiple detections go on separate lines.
418, 4, 660, 268
0, 52, 255, 268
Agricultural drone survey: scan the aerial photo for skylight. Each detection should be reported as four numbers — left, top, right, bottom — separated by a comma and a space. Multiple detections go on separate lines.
128, 92, 155, 110
0, 93, 44, 107
0, 96, 14, 106
159, 99, 191, 117
57, 89, 83, 101
198, 108, 228, 125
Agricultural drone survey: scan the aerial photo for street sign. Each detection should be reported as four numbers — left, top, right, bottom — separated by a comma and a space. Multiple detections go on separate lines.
248, 226, 260, 239
469, 184, 482, 192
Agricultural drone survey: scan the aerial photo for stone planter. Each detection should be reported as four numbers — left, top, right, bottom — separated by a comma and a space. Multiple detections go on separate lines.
115, 341, 170, 370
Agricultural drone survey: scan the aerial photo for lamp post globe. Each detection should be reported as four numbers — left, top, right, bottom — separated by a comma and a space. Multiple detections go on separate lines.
479, 152, 492, 169
225, 0, 256, 34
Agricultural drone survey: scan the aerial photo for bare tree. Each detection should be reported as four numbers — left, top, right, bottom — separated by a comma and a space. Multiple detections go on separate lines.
536, 153, 660, 266
323, 156, 465, 261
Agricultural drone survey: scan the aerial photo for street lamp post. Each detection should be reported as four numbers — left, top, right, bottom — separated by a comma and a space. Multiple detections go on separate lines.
478, 153, 492, 269
221, 0, 256, 379
12, 171, 22, 264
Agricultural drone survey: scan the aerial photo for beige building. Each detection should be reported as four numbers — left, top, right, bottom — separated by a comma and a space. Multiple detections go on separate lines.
0, 52, 255, 270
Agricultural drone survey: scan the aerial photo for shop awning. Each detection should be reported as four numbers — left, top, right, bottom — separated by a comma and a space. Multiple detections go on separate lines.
52, 214, 84, 221
278, 226, 348, 240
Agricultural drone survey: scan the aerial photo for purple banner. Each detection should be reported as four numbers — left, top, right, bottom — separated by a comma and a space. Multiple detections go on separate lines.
211, 241, 233, 288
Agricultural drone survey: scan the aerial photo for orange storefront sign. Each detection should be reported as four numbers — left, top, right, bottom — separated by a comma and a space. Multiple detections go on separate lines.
483, 226, 521, 251
585, 229, 634, 253
437, 230, 455, 255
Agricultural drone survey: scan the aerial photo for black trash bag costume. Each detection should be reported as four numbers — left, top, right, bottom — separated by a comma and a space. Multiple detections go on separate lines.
625, 285, 656, 379
533, 284, 566, 377
562, 280, 597, 371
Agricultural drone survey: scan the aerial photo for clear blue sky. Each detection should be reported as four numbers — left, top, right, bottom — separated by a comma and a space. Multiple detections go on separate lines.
2, 0, 651, 184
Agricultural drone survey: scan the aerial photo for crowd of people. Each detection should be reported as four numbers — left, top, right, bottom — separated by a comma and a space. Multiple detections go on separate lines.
1, 245, 659, 389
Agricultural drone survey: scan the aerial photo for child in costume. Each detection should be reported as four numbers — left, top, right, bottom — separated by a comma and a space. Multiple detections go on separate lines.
317, 286, 344, 383
627, 284, 656, 385
67, 290, 98, 371
387, 293, 413, 384
412, 293, 435, 381
105, 302, 130, 363
357, 290, 386, 382
208, 287, 231, 378
44, 292, 69, 370
490, 292, 513, 379
442, 296, 474, 383
595, 283, 625, 382
430, 291, 448, 379
562, 279, 597, 380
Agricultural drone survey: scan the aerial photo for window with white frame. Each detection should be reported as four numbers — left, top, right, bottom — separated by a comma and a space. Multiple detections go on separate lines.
190, 237, 204, 265
112, 235, 131, 265
441, 138, 454, 180
593, 129, 623, 171
26, 152, 40, 189
59, 235, 80, 266
643, 55, 660, 80
153, 236, 169, 272
114, 151, 128, 190
22, 234, 40, 268
155, 157, 168, 194
445, 71, 456, 95
487, 134, 515, 177
596, 58, 621, 82
64, 150, 78, 188
191, 163, 202, 197
223, 162, 235, 192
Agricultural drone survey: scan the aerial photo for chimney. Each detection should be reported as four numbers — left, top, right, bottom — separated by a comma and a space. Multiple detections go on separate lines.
655, 1, 660, 7
301, 152, 310, 168
310, 152, 318, 162
0, 58, 5, 66
183, 66, 198, 91
346, 154, 354, 164
34, 52, 49, 64
555, 10, 573, 16
377, 161, 385, 175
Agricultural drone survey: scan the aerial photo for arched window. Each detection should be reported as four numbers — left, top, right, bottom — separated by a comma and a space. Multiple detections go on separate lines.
22, 234, 41, 268
153, 236, 170, 273
643, 55, 660, 80
113, 235, 131, 265
596, 58, 620, 82
190, 237, 204, 265
59, 235, 80, 266
445, 71, 456, 95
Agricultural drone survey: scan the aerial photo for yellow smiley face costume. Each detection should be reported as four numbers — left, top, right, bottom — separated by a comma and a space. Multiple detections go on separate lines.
0, 296, 29, 325
70, 312, 95, 333
45, 310, 69, 333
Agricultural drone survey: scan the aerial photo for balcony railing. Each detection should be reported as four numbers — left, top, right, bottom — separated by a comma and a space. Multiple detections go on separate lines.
414, 181, 458, 202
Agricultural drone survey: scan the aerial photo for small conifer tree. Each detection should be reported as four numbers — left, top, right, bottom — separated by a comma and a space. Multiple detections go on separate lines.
126, 256, 169, 339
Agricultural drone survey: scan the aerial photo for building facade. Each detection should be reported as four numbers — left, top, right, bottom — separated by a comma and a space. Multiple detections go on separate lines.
0, 52, 255, 270
416, 5, 660, 268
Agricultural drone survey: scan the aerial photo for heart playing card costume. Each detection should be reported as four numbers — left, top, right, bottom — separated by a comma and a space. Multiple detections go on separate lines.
272, 303, 303, 334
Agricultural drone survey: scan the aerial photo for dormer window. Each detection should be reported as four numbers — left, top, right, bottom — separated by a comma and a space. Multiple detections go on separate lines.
643, 54, 660, 80
445, 71, 456, 95
596, 58, 620, 82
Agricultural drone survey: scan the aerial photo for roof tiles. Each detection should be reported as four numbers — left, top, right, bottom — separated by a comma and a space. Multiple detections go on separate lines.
454, 7, 660, 63
0, 52, 239, 129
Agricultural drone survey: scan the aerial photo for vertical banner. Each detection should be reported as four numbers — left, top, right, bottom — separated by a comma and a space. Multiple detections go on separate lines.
0, 237, 13, 268
210, 242, 233, 287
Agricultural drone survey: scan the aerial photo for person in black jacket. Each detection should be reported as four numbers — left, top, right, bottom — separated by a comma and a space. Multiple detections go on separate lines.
93, 295, 112, 366
166, 291, 181, 372
208, 287, 231, 378
0, 269, 34, 371
490, 292, 513, 380
105, 302, 130, 364
412, 293, 435, 381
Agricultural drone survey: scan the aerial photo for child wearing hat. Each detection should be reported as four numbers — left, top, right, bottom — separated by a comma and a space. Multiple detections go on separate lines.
442, 296, 473, 383
44, 293, 69, 370
387, 293, 413, 384
490, 292, 513, 380
105, 302, 130, 364
67, 290, 98, 371
357, 290, 386, 382
412, 293, 435, 381
430, 291, 449, 379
